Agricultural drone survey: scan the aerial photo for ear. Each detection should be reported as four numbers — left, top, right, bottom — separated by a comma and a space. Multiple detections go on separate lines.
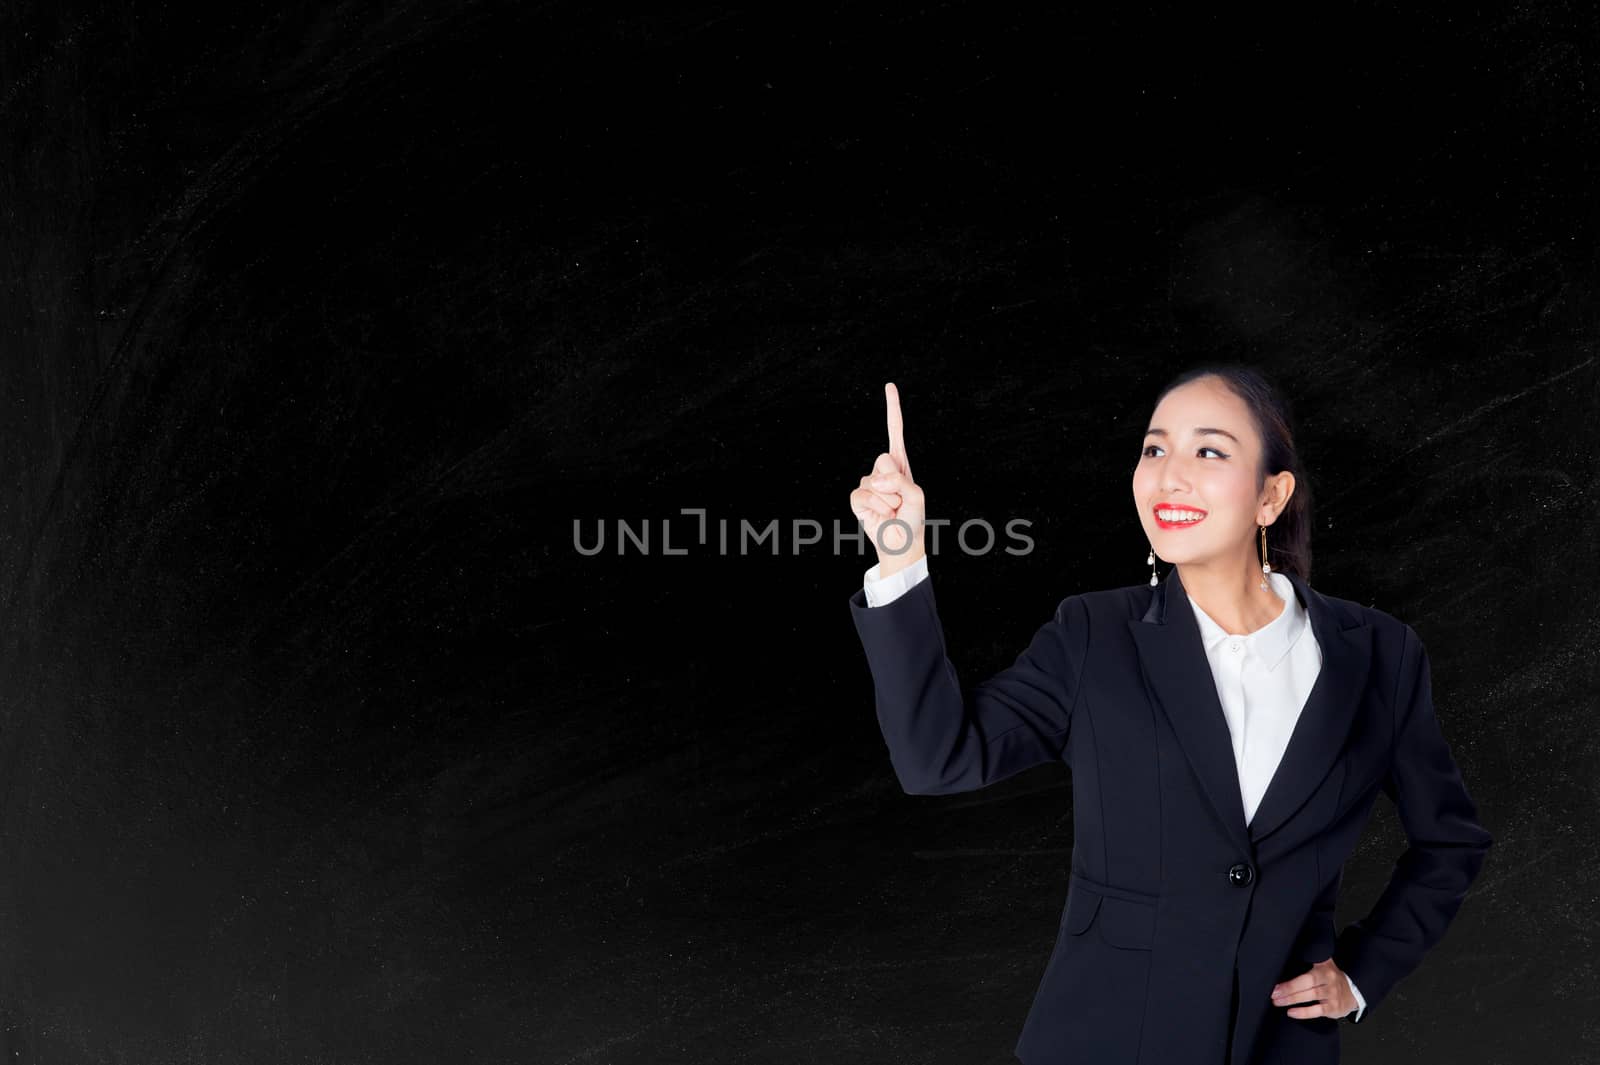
1266, 470, 1296, 516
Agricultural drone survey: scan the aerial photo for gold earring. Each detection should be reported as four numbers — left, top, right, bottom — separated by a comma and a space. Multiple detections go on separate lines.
1258, 524, 1272, 590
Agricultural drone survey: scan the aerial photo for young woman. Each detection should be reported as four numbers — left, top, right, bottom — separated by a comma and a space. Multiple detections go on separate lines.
846, 367, 1493, 1065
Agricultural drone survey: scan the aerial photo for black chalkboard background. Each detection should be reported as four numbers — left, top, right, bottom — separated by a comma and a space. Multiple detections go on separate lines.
1, 4, 1594, 1063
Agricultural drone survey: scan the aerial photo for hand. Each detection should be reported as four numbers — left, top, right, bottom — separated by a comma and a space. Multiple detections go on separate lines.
848, 382, 926, 576
1270, 957, 1356, 1020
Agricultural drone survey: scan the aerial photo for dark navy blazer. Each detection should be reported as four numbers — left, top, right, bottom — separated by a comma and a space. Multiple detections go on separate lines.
848, 562, 1492, 1065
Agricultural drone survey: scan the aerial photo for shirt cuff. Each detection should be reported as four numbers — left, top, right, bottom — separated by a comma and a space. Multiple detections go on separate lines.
862, 554, 929, 607
1345, 972, 1366, 1022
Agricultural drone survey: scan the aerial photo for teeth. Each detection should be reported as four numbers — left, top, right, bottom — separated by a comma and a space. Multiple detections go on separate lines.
1157, 509, 1205, 522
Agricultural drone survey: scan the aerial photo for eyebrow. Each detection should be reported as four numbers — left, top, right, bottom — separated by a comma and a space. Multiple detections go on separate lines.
1143, 427, 1243, 445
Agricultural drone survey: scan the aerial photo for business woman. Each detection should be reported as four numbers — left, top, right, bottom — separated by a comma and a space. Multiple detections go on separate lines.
845, 367, 1493, 1065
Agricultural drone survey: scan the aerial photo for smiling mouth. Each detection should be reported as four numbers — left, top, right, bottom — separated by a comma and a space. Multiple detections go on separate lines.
1153, 505, 1207, 528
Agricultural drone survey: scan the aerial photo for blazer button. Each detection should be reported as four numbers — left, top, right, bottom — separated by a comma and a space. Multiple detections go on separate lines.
1228, 862, 1255, 887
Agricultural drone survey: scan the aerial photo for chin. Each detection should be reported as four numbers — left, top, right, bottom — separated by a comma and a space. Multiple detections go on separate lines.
1150, 542, 1209, 566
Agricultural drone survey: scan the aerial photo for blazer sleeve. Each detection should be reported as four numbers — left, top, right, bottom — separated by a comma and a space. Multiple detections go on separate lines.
1333, 624, 1494, 1021
847, 569, 1088, 795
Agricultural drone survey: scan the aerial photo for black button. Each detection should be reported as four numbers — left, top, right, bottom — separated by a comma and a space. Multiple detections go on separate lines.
1228, 862, 1255, 887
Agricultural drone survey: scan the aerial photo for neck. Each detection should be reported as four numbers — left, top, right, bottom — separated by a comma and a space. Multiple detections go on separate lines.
1176, 557, 1285, 636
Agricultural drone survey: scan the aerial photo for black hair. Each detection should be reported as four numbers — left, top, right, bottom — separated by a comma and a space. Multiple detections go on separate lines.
1151, 364, 1314, 582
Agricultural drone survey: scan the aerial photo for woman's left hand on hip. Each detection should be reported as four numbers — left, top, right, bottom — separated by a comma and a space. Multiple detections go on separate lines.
1270, 957, 1354, 1020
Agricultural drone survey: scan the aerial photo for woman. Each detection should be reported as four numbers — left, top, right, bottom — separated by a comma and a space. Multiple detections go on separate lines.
846, 367, 1492, 1065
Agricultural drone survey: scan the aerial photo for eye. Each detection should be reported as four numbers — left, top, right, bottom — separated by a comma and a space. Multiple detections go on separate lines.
1141, 444, 1228, 459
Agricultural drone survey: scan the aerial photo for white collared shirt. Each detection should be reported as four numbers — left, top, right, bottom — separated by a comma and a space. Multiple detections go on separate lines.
1186, 569, 1319, 829
861, 558, 1368, 1021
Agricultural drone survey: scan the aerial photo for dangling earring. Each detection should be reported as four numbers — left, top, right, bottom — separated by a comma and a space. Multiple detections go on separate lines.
1258, 524, 1272, 590
1147, 542, 1158, 586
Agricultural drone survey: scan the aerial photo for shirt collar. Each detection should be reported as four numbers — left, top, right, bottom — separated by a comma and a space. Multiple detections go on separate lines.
1187, 570, 1306, 672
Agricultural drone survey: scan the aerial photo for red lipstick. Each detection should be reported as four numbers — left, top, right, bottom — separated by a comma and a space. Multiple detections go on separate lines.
1152, 504, 1208, 530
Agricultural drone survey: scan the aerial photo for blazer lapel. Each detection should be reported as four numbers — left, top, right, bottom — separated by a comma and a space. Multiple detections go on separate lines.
1126, 565, 1372, 857
1128, 565, 1252, 857
1246, 569, 1372, 843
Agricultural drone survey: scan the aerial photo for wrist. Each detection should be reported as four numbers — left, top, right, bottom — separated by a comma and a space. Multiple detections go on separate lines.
876, 545, 926, 579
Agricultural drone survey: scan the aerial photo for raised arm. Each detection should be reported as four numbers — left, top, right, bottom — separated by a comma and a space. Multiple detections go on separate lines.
845, 382, 1087, 794
848, 572, 1088, 795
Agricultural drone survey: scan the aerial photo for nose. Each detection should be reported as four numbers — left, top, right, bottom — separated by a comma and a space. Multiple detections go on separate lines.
1160, 460, 1192, 494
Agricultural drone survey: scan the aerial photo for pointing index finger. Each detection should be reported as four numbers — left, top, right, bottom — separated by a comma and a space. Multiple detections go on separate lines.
884, 382, 911, 477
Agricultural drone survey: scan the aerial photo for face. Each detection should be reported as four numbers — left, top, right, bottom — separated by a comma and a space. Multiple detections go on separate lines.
1131, 376, 1292, 568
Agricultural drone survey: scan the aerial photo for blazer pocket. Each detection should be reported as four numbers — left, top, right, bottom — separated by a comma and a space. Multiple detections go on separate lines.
1063, 881, 1156, 950
1064, 886, 1101, 935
